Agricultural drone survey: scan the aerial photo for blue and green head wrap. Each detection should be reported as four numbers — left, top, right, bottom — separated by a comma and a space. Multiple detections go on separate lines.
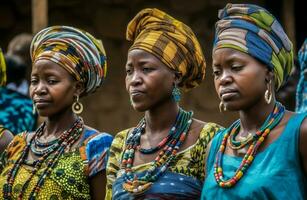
296, 39, 307, 113
214, 3, 293, 90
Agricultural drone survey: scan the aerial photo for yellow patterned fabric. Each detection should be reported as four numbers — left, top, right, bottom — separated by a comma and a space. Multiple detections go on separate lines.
106, 123, 221, 199
0, 130, 113, 199
127, 8, 206, 91
30, 26, 107, 95
0, 48, 6, 86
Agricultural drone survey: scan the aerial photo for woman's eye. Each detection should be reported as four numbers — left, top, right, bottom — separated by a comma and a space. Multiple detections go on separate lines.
231, 65, 243, 71
126, 68, 132, 75
30, 79, 38, 85
47, 79, 57, 84
143, 67, 153, 73
212, 70, 221, 77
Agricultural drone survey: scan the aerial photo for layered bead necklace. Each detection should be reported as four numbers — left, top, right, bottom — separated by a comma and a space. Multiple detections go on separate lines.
3, 118, 84, 200
214, 102, 285, 188
121, 108, 193, 194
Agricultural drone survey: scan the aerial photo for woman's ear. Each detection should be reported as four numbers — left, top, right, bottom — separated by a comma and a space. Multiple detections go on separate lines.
74, 81, 85, 97
265, 69, 274, 83
174, 71, 183, 85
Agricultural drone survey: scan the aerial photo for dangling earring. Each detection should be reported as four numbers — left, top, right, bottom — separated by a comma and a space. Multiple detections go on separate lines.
172, 84, 181, 102
32, 104, 36, 115
219, 101, 226, 112
72, 95, 83, 114
264, 80, 272, 104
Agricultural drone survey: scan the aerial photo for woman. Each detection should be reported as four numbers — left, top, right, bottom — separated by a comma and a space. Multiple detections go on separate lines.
0, 26, 113, 199
202, 4, 307, 199
296, 39, 307, 113
106, 8, 221, 199
0, 48, 14, 153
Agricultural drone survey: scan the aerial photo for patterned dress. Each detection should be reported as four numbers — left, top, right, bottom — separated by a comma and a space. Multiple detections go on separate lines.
0, 87, 36, 135
0, 129, 113, 199
106, 123, 221, 200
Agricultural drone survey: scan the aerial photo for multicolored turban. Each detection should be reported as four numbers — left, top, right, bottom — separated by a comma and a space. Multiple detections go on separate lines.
30, 26, 107, 95
296, 39, 307, 113
0, 48, 6, 86
214, 4, 293, 90
126, 8, 206, 91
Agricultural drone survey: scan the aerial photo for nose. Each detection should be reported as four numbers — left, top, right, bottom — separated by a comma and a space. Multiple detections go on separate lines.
219, 70, 233, 85
129, 71, 142, 86
34, 81, 47, 95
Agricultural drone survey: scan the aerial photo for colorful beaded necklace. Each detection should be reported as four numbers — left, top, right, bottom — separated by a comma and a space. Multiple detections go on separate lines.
3, 118, 84, 200
214, 102, 285, 188
122, 108, 193, 194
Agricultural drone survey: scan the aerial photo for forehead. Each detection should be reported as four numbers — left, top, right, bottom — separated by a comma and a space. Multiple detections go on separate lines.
32, 59, 72, 78
212, 48, 258, 65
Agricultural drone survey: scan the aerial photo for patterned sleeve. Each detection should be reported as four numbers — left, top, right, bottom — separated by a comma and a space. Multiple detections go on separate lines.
105, 129, 129, 200
84, 132, 113, 178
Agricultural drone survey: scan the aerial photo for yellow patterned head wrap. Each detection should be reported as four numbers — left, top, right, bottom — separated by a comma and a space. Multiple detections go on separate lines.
31, 26, 107, 95
126, 8, 206, 91
0, 48, 6, 86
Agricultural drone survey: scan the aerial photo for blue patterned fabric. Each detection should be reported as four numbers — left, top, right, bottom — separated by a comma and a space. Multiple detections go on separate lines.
296, 39, 307, 113
113, 170, 202, 200
0, 87, 36, 135
201, 113, 307, 200
83, 130, 114, 177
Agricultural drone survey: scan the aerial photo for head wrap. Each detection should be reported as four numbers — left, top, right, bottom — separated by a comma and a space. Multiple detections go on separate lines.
126, 8, 206, 91
0, 48, 6, 86
214, 4, 293, 90
30, 25, 107, 95
296, 39, 307, 113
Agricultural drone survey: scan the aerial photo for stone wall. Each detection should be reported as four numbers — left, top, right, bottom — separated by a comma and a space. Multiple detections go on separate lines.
1, 0, 268, 135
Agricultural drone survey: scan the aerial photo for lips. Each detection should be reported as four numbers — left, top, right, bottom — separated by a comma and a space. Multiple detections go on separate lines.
219, 88, 238, 100
34, 99, 51, 108
130, 90, 145, 96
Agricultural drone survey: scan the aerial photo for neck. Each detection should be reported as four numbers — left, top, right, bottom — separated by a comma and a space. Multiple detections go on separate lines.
239, 100, 276, 133
144, 101, 179, 134
43, 108, 79, 137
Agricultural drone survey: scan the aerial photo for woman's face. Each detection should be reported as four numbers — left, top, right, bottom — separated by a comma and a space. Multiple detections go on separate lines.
212, 48, 268, 111
125, 49, 175, 112
30, 60, 77, 117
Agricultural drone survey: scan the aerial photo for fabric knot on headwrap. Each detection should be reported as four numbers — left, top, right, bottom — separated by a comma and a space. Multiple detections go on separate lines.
0, 48, 6, 86
296, 39, 307, 113
30, 25, 107, 95
126, 8, 206, 91
214, 3, 293, 90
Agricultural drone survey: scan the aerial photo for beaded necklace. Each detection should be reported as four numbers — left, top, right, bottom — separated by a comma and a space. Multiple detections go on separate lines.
3, 118, 84, 200
214, 102, 285, 188
121, 108, 193, 194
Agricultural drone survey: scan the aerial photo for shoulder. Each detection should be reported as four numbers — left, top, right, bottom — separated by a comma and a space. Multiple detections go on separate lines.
299, 113, 307, 140
199, 121, 224, 139
0, 128, 14, 153
81, 126, 113, 151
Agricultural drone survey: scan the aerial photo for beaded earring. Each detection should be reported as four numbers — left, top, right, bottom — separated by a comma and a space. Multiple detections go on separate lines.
264, 80, 272, 104
172, 84, 181, 102
32, 103, 36, 115
219, 101, 226, 112
72, 95, 83, 114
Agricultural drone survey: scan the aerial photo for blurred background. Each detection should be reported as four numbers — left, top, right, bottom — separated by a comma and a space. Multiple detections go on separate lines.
0, 0, 305, 135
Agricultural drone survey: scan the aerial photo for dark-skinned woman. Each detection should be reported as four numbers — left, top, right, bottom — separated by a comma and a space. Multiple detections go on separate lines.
106, 8, 221, 199
201, 4, 307, 199
0, 48, 14, 154
0, 26, 113, 199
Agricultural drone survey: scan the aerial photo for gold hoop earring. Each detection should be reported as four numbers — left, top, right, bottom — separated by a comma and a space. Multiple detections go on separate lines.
219, 101, 226, 112
72, 95, 83, 114
264, 80, 272, 104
